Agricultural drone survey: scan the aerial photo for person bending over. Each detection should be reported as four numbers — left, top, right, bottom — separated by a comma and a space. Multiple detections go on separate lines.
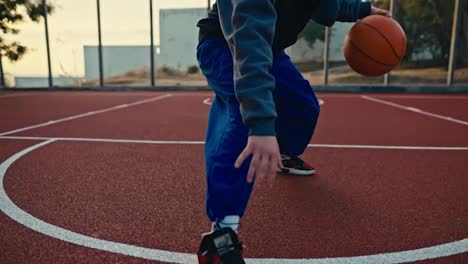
196, 1, 390, 262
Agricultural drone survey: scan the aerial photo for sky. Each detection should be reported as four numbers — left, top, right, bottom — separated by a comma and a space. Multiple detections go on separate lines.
4, 0, 210, 77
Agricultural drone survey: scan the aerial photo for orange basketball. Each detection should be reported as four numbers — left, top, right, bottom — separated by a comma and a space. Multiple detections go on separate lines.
344, 15, 407, 76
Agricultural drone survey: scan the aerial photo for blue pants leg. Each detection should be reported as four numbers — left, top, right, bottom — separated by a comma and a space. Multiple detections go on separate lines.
272, 51, 321, 157
197, 40, 320, 222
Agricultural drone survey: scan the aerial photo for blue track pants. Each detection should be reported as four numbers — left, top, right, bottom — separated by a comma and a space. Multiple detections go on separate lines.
197, 39, 320, 222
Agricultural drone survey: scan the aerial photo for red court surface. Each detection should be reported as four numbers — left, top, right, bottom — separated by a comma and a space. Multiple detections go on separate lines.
0, 92, 161, 133
0, 91, 467, 263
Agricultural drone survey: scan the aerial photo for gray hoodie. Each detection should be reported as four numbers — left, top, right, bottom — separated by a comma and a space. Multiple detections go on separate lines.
205, 0, 371, 136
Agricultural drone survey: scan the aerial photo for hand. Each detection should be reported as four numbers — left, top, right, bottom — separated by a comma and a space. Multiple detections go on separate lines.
371, 6, 392, 17
234, 136, 283, 185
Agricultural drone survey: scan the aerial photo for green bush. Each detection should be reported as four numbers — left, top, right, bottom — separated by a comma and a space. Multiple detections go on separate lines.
187, 65, 200, 74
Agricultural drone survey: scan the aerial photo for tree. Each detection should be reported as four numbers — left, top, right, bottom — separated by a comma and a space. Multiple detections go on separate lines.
460, 0, 467, 66
301, 0, 465, 66
300, 21, 327, 49
0, 0, 54, 62
372, 0, 464, 65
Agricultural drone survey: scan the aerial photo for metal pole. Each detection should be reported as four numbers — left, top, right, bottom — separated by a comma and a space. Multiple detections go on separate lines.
448, 0, 462, 86
0, 53, 5, 88
0, 54, 5, 88
208, 0, 211, 12
43, 0, 53, 88
323, 26, 331, 86
149, 0, 155, 87
384, 0, 395, 86
97, 0, 104, 87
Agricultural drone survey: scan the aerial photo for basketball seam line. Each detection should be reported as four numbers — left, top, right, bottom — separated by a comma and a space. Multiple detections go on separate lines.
348, 40, 396, 67
359, 21, 402, 61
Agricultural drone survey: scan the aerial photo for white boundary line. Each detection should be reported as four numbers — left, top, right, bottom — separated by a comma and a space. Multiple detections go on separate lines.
0, 140, 195, 263
362, 95, 468, 126
0, 94, 173, 137
203, 98, 212, 105
1, 136, 468, 150
0, 140, 467, 263
0, 136, 205, 145
308, 143, 468, 151
377, 95, 468, 99
2, 92, 467, 100
203, 98, 325, 106
310, 94, 468, 99
0, 92, 34, 99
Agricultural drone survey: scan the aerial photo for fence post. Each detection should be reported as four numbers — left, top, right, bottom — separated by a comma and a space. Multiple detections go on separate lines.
149, 0, 155, 87
97, 0, 104, 88
43, 0, 53, 88
0, 54, 5, 89
448, 0, 462, 86
384, 0, 395, 86
323, 26, 331, 86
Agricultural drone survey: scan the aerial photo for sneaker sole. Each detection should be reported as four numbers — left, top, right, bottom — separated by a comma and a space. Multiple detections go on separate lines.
278, 168, 316, 176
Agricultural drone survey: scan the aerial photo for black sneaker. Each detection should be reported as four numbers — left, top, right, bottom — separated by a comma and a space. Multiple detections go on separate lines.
279, 155, 316, 175
197, 226, 245, 264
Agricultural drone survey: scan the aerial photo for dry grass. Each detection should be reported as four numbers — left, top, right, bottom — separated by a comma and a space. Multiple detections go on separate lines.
70, 65, 468, 87
306, 67, 468, 85
75, 66, 207, 87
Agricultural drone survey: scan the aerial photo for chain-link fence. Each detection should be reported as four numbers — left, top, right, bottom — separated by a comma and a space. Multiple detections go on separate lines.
0, 0, 466, 92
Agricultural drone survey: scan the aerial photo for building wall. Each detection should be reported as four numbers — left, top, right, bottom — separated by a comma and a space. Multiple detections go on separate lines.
158, 8, 207, 70
14, 76, 83, 87
83, 8, 206, 79
84, 46, 155, 80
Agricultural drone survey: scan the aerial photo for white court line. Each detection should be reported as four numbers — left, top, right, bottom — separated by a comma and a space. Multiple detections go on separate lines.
38, 92, 182, 97
0, 140, 196, 263
0, 94, 173, 137
203, 98, 212, 105
203, 98, 325, 106
308, 143, 468, 151
362, 95, 468, 126
171, 92, 214, 96
313, 94, 468, 99
0, 140, 467, 263
377, 94, 468, 100
2, 92, 466, 100
0, 92, 34, 99
175, 93, 468, 100
0, 136, 205, 145
1, 136, 468, 150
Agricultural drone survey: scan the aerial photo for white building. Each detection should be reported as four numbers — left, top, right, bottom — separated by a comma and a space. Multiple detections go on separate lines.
158, 8, 207, 69
84, 45, 157, 80
14, 76, 83, 87
83, 8, 206, 80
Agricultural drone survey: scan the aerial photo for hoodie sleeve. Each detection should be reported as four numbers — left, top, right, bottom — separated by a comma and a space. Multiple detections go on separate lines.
310, 0, 371, 27
216, 0, 278, 136
335, 0, 371, 22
